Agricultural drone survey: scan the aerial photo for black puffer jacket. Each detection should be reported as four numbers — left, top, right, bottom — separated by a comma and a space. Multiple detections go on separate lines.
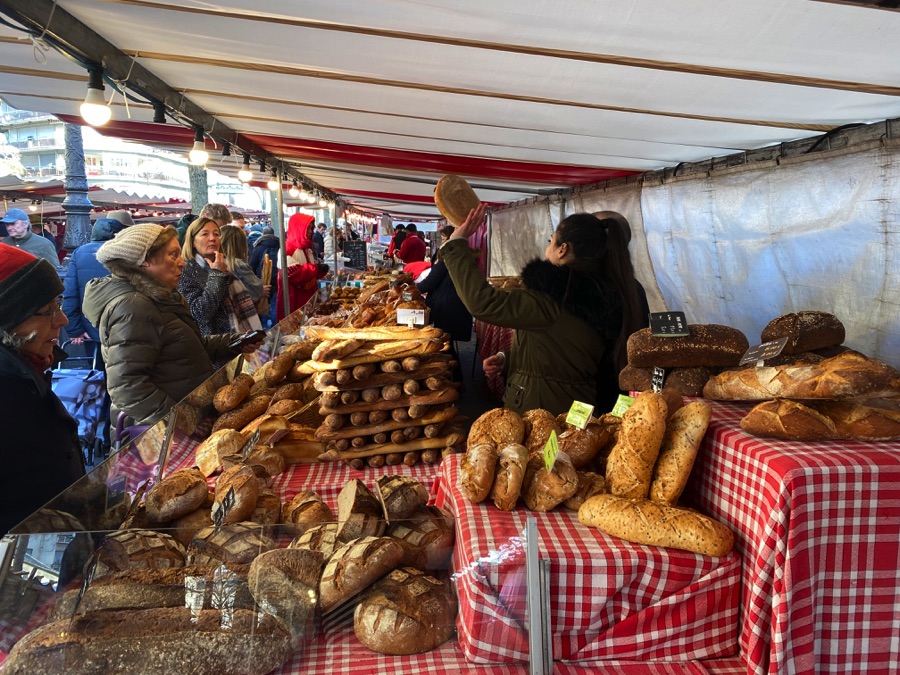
83, 273, 237, 425
416, 259, 472, 342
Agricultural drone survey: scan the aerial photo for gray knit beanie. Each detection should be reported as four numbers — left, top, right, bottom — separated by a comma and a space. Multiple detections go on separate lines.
97, 223, 164, 266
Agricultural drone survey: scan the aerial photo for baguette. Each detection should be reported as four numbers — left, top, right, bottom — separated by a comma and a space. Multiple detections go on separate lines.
319, 387, 459, 415
605, 391, 667, 499
304, 324, 444, 341
578, 493, 734, 557
319, 431, 466, 461
315, 406, 458, 441
312, 338, 366, 362
649, 400, 712, 504
295, 339, 445, 372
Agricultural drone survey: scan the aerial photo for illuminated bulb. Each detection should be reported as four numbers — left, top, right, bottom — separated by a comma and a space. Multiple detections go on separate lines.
289, 181, 299, 198
267, 174, 280, 191
238, 153, 253, 182
299, 189, 309, 201
318, 197, 328, 207
29, 201, 38, 212
80, 87, 111, 126
188, 126, 208, 165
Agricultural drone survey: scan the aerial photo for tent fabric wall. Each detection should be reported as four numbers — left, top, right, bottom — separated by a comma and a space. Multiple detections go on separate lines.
640, 142, 900, 367
488, 201, 557, 277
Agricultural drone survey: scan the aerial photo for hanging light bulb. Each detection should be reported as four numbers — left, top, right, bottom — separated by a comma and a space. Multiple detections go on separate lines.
318, 196, 328, 207
188, 126, 209, 165
289, 179, 299, 198
29, 199, 39, 212
267, 170, 280, 191
299, 187, 309, 201
238, 152, 253, 182
80, 67, 112, 126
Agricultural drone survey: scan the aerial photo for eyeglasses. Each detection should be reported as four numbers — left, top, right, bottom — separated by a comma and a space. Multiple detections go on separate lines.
34, 297, 64, 321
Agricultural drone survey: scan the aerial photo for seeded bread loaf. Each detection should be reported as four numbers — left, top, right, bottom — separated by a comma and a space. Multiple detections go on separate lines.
649, 400, 712, 504
522, 408, 559, 456
627, 325, 749, 368
467, 407, 525, 450
761, 311, 845, 354
604, 391, 668, 499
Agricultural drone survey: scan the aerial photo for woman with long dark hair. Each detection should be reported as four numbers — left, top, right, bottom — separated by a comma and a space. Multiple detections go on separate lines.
442, 204, 646, 414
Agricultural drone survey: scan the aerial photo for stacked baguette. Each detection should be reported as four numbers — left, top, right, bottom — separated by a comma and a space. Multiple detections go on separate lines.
304, 325, 466, 468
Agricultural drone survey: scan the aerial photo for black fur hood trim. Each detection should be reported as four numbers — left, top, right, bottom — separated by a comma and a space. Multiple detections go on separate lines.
520, 258, 621, 339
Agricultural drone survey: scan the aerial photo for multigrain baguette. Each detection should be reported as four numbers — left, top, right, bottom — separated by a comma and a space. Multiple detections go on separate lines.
605, 391, 668, 499
578, 493, 734, 557
649, 400, 712, 504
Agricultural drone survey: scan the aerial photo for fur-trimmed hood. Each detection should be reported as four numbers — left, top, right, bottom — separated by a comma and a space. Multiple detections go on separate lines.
520, 258, 621, 340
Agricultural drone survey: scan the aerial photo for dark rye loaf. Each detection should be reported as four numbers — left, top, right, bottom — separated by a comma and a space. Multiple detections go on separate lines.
626, 325, 749, 368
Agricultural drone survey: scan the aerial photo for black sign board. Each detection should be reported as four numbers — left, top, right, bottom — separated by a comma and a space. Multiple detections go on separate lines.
649, 311, 690, 337
343, 240, 367, 269
651, 367, 665, 393
739, 337, 789, 366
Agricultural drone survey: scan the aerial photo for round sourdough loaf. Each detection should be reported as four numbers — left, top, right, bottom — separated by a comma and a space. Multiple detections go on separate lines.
319, 536, 405, 614
434, 174, 480, 226
376, 475, 429, 520
387, 505, 455, 568
145, 467, 209, 522
282, 490, 334, 533
188, 522, 275, 566
95, 529, 186, 578
195, 428, 244, 476
354, 567, 456, 655
249, 548, 324, 642
213, 464, 259, 524
289, 522, 340, 559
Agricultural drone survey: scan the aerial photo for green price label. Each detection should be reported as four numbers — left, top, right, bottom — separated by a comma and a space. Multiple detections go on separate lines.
565, 400, 594, 430
543, 429, 559, 473
610, 394, 635, 418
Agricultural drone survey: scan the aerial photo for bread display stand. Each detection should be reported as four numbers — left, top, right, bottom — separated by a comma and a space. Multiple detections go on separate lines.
434, 453, 741, 663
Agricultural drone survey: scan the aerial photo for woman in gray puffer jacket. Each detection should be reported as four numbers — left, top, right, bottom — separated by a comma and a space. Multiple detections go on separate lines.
83, 224, 241, 426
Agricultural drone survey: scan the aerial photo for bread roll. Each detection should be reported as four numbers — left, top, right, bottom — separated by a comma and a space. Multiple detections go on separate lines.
376, 475, 429, 521
491, 443, 527, 511
627, 325, 749, 368
522, 451, 579, 512
336, 479, 386, 542
249, 548, 324, 642
354, 567, 456, 655
319, 536, 405, 613
282, 490, 334, 533
213, 464, 259, 524
144, 467, 208, 522
195, 429, 244, 476
605, 391, 667, 499
188, 522, 275, 566
649, 401, 712, 505
468, 407, 525, 450
387, 506, 455, 569
761, 311, 845, 354
434, 174, 480, 226
578, 494, 734, 557
522, 408, 559, 455
563, 471, 609, 511
458, 443, 498, 503
95, 530, 186, 578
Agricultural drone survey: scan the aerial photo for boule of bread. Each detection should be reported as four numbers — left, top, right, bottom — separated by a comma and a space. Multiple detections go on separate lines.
618, 365, 714, 397
249, 488, 282, 528
195, 428, 245, 476
376, 475, 429, 521
563, 471, 609, 511
289, 522, 340, 559
761, 311, 845, 354
213, 464, 259, 524
434, 174, 480, 226
95, 529, 186, 578
282, 490, 335, 533
336, 479, 386, 542
704, 351, 900, 401
522, 450, 579, 512
387, 505, 454, 569
170, 499, 214, 548
467, 407, 525, 449
649, 401, 712, 505
522, 408, 559, 455
2, 608, 290, 675
490, 443, 528, 511
249, 547, 324, 642
605, 391, 668, 499
578, 494, 734, 557
354, 567, 456, 655
458, 443, 499, 503
627, 325, 749, 368
144, 467, 209, 522
188, 522, 275, 566
245, 445, 286, 477
319, 536, 405, 613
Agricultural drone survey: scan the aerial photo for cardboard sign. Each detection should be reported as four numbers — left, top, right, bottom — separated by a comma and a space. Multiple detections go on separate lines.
739, 336, 789, 367
651, 366, 665, 393
611, 394, 635, 418
649, 311, 690, 337
565, 401, 594, 430
396, 308, 426, 326
543, 430, 559, 472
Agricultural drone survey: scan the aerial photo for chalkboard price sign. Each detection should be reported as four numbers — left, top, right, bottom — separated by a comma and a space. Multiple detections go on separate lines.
343, 240, 367, 269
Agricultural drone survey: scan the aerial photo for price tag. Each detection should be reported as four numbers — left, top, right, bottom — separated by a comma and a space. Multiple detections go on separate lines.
649, 311, 690, 337
565, 400, 594, 430
240, 429, 260, 459
212, 486, 236, 532
739, 336, 789, 367
396, 308, 425, 326
651, 366, 665, 393
401, 290, 413, 302
105, 475, 127, 511
610, 394, 635, 418
70, 549, 100, 618
543, 430, 559, 472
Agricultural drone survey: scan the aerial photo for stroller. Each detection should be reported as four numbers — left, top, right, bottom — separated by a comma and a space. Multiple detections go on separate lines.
51, 339, 109, 466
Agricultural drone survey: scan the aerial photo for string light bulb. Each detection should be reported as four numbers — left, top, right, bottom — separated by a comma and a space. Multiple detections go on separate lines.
318, 196, 328, 207
299, 187, 309, 201
267, 170, 280, 191
29, 199, 39, 212
80, 67, 111, 126
289, 179, 299, 198
188, 126, 209, 165
238, 152, 253, 182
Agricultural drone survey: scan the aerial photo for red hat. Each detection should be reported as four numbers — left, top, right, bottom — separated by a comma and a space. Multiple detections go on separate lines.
0, 243, 64, 332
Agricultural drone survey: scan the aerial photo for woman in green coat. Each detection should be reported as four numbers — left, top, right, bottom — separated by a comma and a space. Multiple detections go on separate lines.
442, 205, 645, 415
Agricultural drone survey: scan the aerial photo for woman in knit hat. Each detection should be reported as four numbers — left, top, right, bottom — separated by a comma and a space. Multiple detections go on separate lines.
82, 224, 249, 427
0, 243, 85, 534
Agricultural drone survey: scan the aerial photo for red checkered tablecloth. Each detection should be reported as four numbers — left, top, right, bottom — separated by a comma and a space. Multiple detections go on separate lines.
684, 400, 900, 675
474, 320, 514, 399
435, 453, 741, 664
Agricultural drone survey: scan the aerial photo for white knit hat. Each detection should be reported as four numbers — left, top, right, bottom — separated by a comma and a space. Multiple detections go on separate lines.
97, 223, 164, 266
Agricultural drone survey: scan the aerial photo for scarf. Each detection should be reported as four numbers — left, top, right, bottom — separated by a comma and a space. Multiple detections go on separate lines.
195, 255, 261, 332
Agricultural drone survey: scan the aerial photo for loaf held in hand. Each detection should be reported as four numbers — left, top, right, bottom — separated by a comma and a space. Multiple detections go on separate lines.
649, 400, 712, 504
605, 391, 668, 499
578, 493, 734, 557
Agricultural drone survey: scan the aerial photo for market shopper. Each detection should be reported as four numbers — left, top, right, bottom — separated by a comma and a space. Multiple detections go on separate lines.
220, 224, 268, 330
0, 244, 84, 535
313, 222, 326, 260
1, 207, 59, 265
443, 205, 645, 414
397, 222, 426, 263
276, 212, 329, 321
386, 224, 406, 259
82, 224, 254, 427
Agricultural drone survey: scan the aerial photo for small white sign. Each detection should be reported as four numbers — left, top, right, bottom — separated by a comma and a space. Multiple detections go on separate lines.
396, 308, 426, 326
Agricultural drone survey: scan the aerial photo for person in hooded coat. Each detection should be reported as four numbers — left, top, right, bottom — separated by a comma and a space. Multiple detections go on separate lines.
276, 213, 328, 321
442, 206, 646, 415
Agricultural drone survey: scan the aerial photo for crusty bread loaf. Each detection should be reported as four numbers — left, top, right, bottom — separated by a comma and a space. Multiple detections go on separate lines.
289, 522, 340, 559
195, 428, 244, 476
248, 488, 282, 530
468, 407, 525, 450
522, 408, 560, 455
3, 608, 291, 675
578, 494, 734, 557
740, 397, 900, 441
627, 325, 749, 368
249, 547, 324, 642
170, 498, 214, 548
95, 530, 186, 578
490, 443, 528, 511
282, 490, 335, 533
354, 567, 457, 655
319, 536, 405, 613
605, 391, 668, 499
188, 522, 275, 566
336, 479, 386, 542
761, 311, 845, 354
245, 445, 286, 477
458, 443, 498, 503
144, 467, 208, 522
434, 174, 480, 226
563, 471, 608, 511
558, 422, 611, 470
649, 401, 712, 504
387, 505, 455, 569
213, 373, 255, 413
376, 475, 429, 521
703, 351, 900, 401
618, 365, 714, 397
522, 450, 579, 512
213, 464, 259, 524
212, 394, 272, 433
